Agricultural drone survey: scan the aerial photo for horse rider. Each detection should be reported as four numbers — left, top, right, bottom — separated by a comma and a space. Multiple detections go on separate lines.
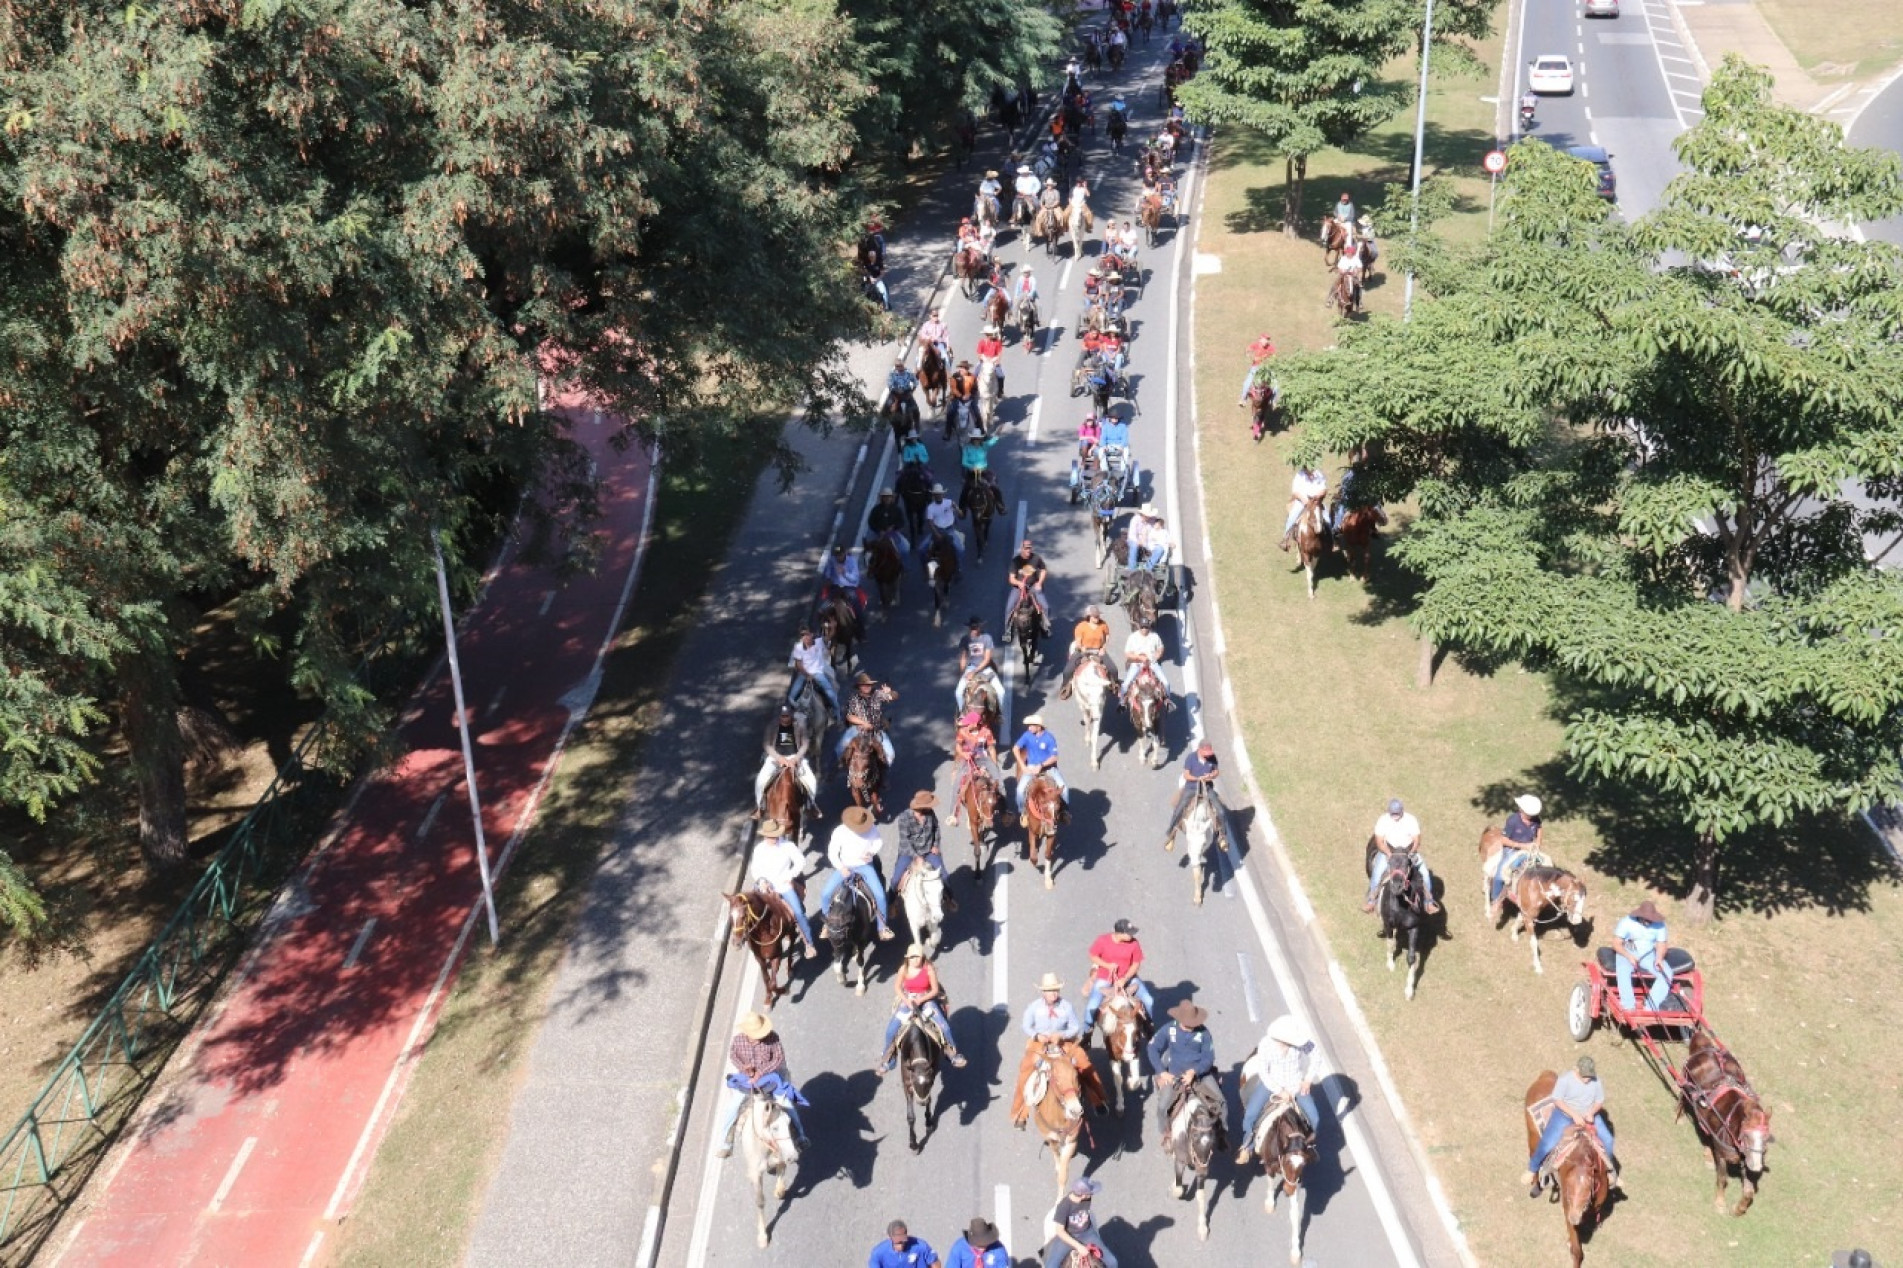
1125, 503, 1169, 573
1236, 1013, 1320, 1162
1015, 264, 1039, 314
900, 429, 931, 470
1011, 714, 1070, 821
1355, 214, 1380, 276
1108, 21, 1128, 59
1488, 793, 1546, 911
956, 216, 988, 260
754, 703, 819, 819
752, 818, 818, 959
975, 325, 1005, 396
1003, 538, 1051, 636
1100, 410, 1133, 458
1076, 411, 1103, 455
1237, 332, 1276, 405
877, 942, 969, 1074
1044, 1177, 1118, 1268
1278, 464, 1329, 551
1114, 215, 1140, 258
1147, 998, 1223, 1151
1163, 740, 1236, 851
960, 425, 999, 489
786, 625, 839, 719
714, 1010, 810, 1158
950, 709, 1004, 826
868, 487, 911, 558
837, 670, 899, 766
1118, 617, 1169, 704
1364, 798, 1441, 915
819, 804, 897, 940
920, 483, 966, 564
947, 359, 979, 432
1080, 917, 1154, 1037
891, 790, 954, 904
954, 615, 1001, 715
1038, 176, 1063, 214
1332, 190, 1356, 229
861, 249, 889, 311
1010, 972, 1107, 1128
1058, 603, 1116, 699
1332, 243, 1363, 305
886, 359, 921, 429
1613, 899, 1673, 1013
1070, 175, 1091, 212
1524, 1055, 1620, 1195
820, 544, 867, 620
1012, 164, 1042, 221
919, 308, 951, 365
948, 1217, 1009, 1268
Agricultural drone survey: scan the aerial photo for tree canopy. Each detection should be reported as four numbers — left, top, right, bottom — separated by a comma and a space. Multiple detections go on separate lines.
1277, 58, 1903, 918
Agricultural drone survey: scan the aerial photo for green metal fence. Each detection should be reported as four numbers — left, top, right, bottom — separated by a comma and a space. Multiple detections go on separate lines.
0, 714, 350, 1262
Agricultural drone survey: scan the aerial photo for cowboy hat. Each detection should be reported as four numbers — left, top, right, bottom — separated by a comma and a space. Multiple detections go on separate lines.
1168, 999, 1209, 1028
1630, 899, 1665, 923
1016, 164, 1032, 174
930, 483, 946, 495
965, 1217, 1000, 1245
1515, 793, 1543, 817
841, 805, 874, 832
758, 818, 786, 838
1357, 214, 1373, 228
739, 1011, 774, 1040
854, 670, 874, 684
1037, 971, 1065, 991
904, 942, 928, 959
1139, 501, 1160, 517
985, 169, 999, 178
910, 790, 937, 811
1267, 1014, 1308, 1047
1023, 713, 1046, 727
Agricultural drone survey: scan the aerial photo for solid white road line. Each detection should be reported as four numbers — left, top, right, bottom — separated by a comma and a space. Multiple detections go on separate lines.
416, 792, 446, 842
992, 863, 1012, 1008
208, 1137, 257, 1214
343, 918, 377, 970
995, 1183, 1014, 1255
298, 1231, 325, 1268
1027, 396, 1042, 444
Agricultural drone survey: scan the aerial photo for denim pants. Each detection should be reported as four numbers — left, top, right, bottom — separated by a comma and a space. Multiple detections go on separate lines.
1529, 1111, 1615, 1172
1044, 1233, 1116, 1268
1616, 951, 1671, 1012
772, 883, 816, 946
835, 726, 896, 766
1366, 852, 1434, 902
1083, 977, 1153, 1024
881, 1001, 957, 1061
718, 1082, 807, 1141
1241, 1082, 1321, 1142
818, 865, 890, 929
1015, 769, 1069, 812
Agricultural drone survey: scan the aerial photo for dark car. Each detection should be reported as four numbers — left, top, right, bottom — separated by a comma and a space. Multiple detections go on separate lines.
1565, 145, 1617, 200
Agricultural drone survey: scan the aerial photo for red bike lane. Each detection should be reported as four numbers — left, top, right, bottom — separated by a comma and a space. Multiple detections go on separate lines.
56, 409, 655, 1268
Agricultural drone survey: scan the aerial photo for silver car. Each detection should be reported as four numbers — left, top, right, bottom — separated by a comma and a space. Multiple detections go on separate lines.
1584, 0, 1619, 16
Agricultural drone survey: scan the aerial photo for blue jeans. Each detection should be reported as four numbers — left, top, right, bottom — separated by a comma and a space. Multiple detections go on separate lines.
1366, 852, 1435, 903
1241, 1082, 1320, 1143
1616, 951, 1672, 1012
818, 865, 890, 931
835, 726, 895, 766
1015, 769, 1069, 812
1126, 540, 1167, 571
918, 529, 965, 564
1045, 1234, 1117, 1268
1119, 661, 1168, 696
1529, 1111, 1615, 1173
1489, 847, 1527, 904
1283, 503, 1305, 535
719, 1081, 807, 1142
790, 669, 839, 718
1083, 978, 1153, 1025
772, 883, 816, 946
881, 1001, 957, 1064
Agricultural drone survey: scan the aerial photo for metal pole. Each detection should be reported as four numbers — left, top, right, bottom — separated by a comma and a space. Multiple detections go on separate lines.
1403, 0, 1437, 321
433, 534, 501, 946
1488, 170, 1498, 234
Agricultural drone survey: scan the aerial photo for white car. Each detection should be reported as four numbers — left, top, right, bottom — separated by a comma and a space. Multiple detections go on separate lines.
1584, 0, 1619, 16
1528, 56, 1576, 95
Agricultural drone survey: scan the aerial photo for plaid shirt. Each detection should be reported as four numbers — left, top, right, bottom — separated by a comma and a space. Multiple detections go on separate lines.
729, 1033, 786, 1083
1243, 1041, 1312, 1097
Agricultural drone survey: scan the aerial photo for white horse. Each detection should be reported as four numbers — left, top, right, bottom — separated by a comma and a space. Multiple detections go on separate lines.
1173, 792, 1221, 905
898, 860, 947, 958
1072, 656, 1116, 769
977, 355, 1002, 431
738, 1091, 801, 1247
1066, 201, 1091, 258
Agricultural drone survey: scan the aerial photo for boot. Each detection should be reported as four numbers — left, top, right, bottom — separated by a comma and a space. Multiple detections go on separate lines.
1058, 678, 1073, 700
716, 1121, 738, 1159
1278, 532, 1292, 552
1235, 1144, 1254, 1165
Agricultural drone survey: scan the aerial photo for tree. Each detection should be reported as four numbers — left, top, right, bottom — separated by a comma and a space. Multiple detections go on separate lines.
1278, 58, 1903, 920
0, 0, 881, 876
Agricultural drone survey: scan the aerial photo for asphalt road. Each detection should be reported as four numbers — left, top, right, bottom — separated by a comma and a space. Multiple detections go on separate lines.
662, 29, 1458, 1268
1849, 70, 1903, 245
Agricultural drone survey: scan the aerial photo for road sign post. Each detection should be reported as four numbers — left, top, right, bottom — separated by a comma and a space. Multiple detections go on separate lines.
1483, 149, 1508, 233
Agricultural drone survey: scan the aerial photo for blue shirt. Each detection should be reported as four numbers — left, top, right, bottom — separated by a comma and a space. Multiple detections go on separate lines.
1101, 420, 1130, 448
1184, 751, 1218, 780
946, 1238, 1009, 1268
1503, 811, 1539, 844
869, 1237, 938, 1268
1614, 915, 1667, 963
1015, 729, 1058, 766
1146, 1020, 1215, 1078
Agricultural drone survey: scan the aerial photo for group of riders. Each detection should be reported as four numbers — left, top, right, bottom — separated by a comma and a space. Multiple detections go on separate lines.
1318, 189, 1381, 315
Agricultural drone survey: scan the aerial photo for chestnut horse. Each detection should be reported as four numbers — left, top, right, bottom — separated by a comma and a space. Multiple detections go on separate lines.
1319, 216, 1352, 266
919, 342, 948, 408
1480, 825, 1588, 975
1336, 505, 1382, 581
843, 730, 887, 818
1126, 663, 1169, 769
1022, 771, 1063, 889
1255, 1106, 1316, 1265
1679, 1028, 1773, 1215
1095, 988, 1151, 1115
956, 763, 1003, 874
725, 887, 800, 1008
1025, 1040, 1091, 1199
1290, 494, 1329, 599
984, 286, 1009, 330
759, 765, 813, 846
1525, 1070, 1610, 1268
865, 534, 904, 609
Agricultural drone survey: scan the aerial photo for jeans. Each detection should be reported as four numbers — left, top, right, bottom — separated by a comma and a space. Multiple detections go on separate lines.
1155, 1073, 1219, 1138
1015, 768, 1069, 812
773, 883, 816, 946
1489, 847, 1527, 904
1616, 950, 1672, 1012
718, 1082, 807, 1142
1126, 541, 1167, 571
1241, 1082, 1320, 1143
919, 529, 965, 564
1119, 661, 1168, 696
818, 865, 891, 931
835, 726, 895, 767
1083, 977, 1153, 1025
881, 1001, 957, 1063
1529, 1111, 1615, 1173
1045, 1234, 1117, 1268
1366, 852, 1435, 903
1283, 502, 1305, 536
790, 669, 840, 718
1004, 588, 1047, 630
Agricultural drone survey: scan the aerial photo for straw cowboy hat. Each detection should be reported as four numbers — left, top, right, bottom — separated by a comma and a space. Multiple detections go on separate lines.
739, 1011, 774, 1040
1168, 999, 1209, 1028
910, 790, 938, 811
1267, 1014, 1308, 1047
1515, 794, 1544, 817
1023, 713, 1047, 727
842, 805, 874, 832
758, 818, 786, 838
1037, 971, 1065, 991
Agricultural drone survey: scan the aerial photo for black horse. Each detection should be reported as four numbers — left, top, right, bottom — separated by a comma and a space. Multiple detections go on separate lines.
824, 872, 879, 995
897, 464, 935, 542
1007, 595, 1044, 680
925, 530, 960, 628
961, 470, 1005, 562
895, 1015, 943, 1153
1366, 839, 1434, 1000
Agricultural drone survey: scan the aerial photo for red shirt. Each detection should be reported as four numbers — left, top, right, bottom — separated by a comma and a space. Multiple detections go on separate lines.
976, 335, 1003, 360
1089, 933, 1144, 983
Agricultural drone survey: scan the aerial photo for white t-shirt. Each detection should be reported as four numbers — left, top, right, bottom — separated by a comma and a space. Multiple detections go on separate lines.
1125, 630, 1163, 662
1015, 174, 1041, 197
1337, 252, 1361, 274
1291, 470, 1327, 501
925, 498, 958, 530
1372, 812, 1422, 851
788, 639, 829, 677
753, 837, 807, 888
828, 823, 883, 870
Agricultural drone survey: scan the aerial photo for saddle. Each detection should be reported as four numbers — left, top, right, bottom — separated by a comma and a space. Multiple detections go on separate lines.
1527, 1098, 1611, 1184
1488, 847, 1553, 890
1250, 1096, 1314, 1155
1163, 1079, 1227, 1151
889, 999, 953, 1060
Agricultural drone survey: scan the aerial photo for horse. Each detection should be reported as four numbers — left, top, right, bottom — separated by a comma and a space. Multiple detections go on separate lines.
842, 729, 887, 818
1336, 505, 1381, 581
957, 763, 1003, 874
1173, 786, 1222, 905
1330, 265, 1360, 319
1122, 565, 1161, 630
1291, 493, 1329, 599
974, 191, 1000, 235
738, 1089, 801, 1247
1072, 654, 1116, 770
961, 469, 1003, 562
1065, 202, 1092, 259
955, 245, 989, 300
1022, 771, 1062, 889
1016, 292, 1041, 350
1525, 1071, 1610, 1268
1480, 827, 1588, 975
1033, 205, 1063, 257
1139, 192, 1164, 248
959, 672, 1003, 743
919, 343, 948, 409
893, 1012, 944, 1154
1679, 1028, 1773, 1216
925, 531, 960, 628
1006, 594, 1043, 680
823, 870, 879, 994
983, 285, 1009, 330
1095, 988, 1151, 1116
1254, 1104, 1316, 1264
861, 534, 905, 611
1319, 215, 1352, 265
897, 464, 935, 542
1163, 1085, 1221, 1242
1025, 1040, 1089, 1199
1126, 664, 1169, 769
1367, 839, 1432, 999
976, 355, 1002, 431
897, 855, 948, 958
724, 888, 801, 1008
759, 762, 815, 847
815, 591, 863, 672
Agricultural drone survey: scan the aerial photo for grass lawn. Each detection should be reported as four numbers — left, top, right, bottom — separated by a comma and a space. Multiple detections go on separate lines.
1755, 0, 1903, 80
1191, 14, 1903, 1268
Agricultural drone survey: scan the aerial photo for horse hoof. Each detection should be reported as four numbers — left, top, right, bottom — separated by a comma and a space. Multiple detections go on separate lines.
1044, 875, 1055, 890
757, 1233, 771, 1249
1170, 1184, 1183, 1200
856, 981, 867, 997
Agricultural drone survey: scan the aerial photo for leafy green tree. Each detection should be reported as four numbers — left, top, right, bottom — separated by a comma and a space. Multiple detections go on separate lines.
0, 0, 880, 878
1279, 58, 1903, 919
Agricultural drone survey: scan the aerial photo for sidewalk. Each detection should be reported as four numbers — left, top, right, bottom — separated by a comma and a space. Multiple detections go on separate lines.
51, 416, 653, 1268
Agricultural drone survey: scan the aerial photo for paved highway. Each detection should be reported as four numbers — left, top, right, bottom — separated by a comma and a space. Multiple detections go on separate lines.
1849, 70, 1903, 245
661, 30, 1456, 1268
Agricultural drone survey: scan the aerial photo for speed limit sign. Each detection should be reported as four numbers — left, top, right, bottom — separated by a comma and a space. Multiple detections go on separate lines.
1483, 149, 1508, 174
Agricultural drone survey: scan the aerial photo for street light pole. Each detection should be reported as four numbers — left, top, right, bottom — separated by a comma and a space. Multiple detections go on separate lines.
433, 534, 501, 946
1403, 0, 1437, 322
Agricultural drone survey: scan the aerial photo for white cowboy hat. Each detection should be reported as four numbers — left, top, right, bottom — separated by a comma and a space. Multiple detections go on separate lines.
984, 169, 999, 178
1267, 1014, 1308, 1047
1139, 502, 1161, 517
1037, 971, 1065, 991
1017, 164, 1032, 174
930, 483, 946, 495
1515, 793, 1544, 817
1023, 713, 1046, 727
1357, 215, 1373, 228
758, 818, 786, 838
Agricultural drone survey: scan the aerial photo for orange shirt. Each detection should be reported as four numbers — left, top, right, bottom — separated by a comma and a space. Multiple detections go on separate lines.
1073, 619, 1108, 650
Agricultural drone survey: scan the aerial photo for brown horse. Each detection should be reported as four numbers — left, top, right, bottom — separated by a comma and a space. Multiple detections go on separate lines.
1525, 1071, 1610, 1268
724, 888, 801, 1008
984, 286, 1009, 330
1291, 494, 1329, 599
1480, 827, 1588, 975
1095, 988, 1151, 1116
1336, 505, 1383, 581
919, 342, 948, 408
955, 246, 988, 299
1126, 663, 1169, 769
1255, 1106, 1316, 1264
1319, 216, 1352, 265
1025, 1041, 1091, 1199
865, 534, 904, 609
1679, 1028, 1773, 1215
1138, 192, 1164, 247
815, 593, 862, 674
843, 730, 887, 818
956, 762, 1002, 873
1032, 205, 1063, 257
1022, 771, 1062, 889
759, 764, 812, 845
1329, 266, 1360, 318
